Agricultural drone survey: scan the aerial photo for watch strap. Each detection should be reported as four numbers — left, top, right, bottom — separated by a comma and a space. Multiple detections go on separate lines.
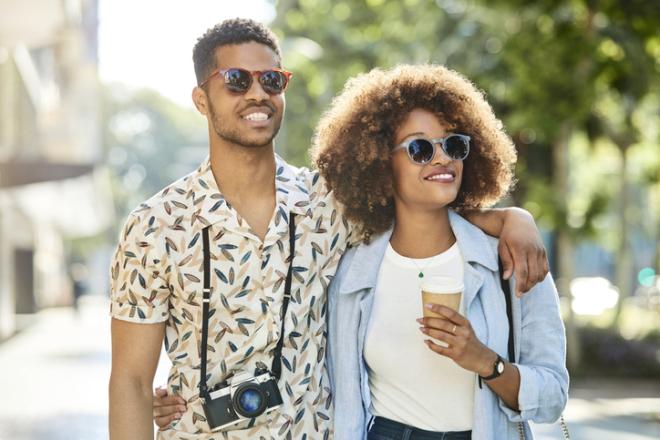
479, 354, 505, 381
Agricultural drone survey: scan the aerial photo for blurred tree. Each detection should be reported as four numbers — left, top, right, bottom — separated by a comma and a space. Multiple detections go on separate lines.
272, 0, 479, 165
469, 0, 659, 360
101, 85, 207, 226
273, 0, 659, 368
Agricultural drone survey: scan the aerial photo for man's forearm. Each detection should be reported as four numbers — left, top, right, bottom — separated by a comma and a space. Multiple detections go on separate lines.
462, 207, 508, 237
110, 376, 155, 440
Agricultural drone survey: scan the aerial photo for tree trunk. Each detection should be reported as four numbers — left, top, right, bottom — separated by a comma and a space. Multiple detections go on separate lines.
553, 123, 581, 372
653, 183, 660, 272
610, 146, 633, 328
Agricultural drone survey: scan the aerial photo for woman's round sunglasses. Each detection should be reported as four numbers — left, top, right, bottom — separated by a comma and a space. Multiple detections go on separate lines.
199, 67, 293, 95
392, 133, 471, 164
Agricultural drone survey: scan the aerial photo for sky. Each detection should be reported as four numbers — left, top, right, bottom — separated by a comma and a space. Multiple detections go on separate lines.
98, 0, 275, 107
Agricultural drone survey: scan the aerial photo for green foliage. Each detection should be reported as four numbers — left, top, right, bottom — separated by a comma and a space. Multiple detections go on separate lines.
101, 85, 207, 223
273, 0, 659, 244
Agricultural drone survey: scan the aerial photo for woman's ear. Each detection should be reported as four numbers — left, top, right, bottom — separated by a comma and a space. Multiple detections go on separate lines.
192, 86, 209, 116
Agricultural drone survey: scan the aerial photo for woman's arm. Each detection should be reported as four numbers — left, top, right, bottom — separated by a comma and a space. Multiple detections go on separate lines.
505, 274, 569, 422
418, 305, 521, 410
420, 276, 569, 423
462, 207, 549, 297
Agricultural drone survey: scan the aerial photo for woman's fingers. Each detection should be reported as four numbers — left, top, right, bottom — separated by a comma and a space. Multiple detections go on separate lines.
425, 339, 451, 357
153, 403, 187, 417
420, 326, 458, 346
153, 394, 185, 408
417, 317, 465, 337
422, 304, 470, 327
155, 412, 183, 430
153, 387, 186, 408
154, 387, 168, 398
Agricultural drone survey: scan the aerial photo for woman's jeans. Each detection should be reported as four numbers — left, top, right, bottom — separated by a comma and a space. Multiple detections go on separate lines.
367, 416, 472, 440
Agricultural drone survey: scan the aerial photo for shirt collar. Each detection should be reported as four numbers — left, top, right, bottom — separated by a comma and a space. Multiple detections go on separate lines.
190, 155, 312, 235
339, 210, 498, 294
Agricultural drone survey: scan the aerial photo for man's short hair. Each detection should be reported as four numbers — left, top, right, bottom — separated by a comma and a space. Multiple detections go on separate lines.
192, 18, 282, 86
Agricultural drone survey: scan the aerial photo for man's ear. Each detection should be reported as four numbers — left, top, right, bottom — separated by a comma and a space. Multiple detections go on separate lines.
192, 86, 209, 116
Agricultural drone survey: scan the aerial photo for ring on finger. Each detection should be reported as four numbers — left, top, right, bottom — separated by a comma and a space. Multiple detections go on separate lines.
452, 324, 457, 334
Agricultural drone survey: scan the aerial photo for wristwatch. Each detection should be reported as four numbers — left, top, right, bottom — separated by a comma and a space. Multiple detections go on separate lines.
480, 354, 505, 381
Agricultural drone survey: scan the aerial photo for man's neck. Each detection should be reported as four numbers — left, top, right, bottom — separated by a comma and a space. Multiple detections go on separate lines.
209, 140, 277, 203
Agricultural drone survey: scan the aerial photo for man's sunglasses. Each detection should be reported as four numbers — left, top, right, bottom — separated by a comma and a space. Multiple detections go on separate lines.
199, 68, 293, 95
392, 134, 471, 164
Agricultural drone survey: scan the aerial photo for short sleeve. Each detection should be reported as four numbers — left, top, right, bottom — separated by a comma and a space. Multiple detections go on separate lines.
109, 213, 170, 323
312, 172, 361, 247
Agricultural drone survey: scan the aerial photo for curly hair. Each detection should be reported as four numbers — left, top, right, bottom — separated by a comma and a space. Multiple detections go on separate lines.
192, 18, 281, 87
312, 64, 517, 242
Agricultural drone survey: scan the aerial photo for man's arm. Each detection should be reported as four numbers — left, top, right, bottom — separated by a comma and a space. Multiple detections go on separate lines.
463, 207, 549, 297
109, 319, 166, 440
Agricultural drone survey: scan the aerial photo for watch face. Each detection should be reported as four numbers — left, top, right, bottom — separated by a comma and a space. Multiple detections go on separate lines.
497, 360, 505, 374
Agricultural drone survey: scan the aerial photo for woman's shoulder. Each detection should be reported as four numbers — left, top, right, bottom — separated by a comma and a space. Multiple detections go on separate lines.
328, 245, 359, 293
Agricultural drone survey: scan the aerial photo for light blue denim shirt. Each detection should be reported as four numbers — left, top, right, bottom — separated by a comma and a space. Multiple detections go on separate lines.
327, 211, 569, 440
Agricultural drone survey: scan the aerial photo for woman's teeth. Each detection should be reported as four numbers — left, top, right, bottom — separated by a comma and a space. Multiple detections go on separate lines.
426, 173, 454, 181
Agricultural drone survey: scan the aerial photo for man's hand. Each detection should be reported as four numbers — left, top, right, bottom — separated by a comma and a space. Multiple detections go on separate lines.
463, 207, 549, 297
153, 387, 186, 430
498, 207, 549, 297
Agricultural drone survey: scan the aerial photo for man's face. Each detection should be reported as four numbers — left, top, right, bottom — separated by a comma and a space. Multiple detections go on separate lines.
201, 42, 286, 149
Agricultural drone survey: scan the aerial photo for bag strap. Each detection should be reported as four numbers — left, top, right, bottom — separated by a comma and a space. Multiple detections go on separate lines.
497, 257, 516, 363
497, 257, 571, 440
199, 213, 297, 399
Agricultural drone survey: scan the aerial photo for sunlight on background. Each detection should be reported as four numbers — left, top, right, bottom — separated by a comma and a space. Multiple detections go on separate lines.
570, 277, 620, 316
1, 0, 658, 438
98, 0, 274, 107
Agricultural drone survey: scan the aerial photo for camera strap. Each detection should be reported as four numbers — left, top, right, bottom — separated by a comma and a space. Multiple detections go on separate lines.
199, 213, 297, 399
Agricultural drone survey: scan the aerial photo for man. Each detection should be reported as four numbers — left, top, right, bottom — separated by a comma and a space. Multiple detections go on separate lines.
109, 18, 548, 440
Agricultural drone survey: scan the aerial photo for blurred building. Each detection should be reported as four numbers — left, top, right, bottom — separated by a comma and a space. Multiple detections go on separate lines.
0, 0, 113, 340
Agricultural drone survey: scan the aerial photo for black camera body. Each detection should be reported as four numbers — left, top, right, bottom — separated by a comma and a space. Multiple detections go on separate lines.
202, 367, 283, 431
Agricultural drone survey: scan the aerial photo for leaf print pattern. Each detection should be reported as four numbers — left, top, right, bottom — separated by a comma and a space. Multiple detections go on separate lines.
110, 157, 353, 440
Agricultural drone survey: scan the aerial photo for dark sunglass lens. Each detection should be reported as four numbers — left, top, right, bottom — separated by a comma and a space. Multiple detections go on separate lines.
444, 135, 470, 160
260, 71, 287, 94
225, 69, 252, 93
407, 139, 435, 163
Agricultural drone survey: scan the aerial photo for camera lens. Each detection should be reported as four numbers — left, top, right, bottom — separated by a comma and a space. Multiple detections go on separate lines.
233, 384, 268, 418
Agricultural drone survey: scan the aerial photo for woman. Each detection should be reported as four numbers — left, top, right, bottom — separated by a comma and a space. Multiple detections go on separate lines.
313, 65, 568, 439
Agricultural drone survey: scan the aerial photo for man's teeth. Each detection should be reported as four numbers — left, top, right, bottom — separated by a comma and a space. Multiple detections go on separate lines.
243, 112, 269, 121
426, 174, 453, 181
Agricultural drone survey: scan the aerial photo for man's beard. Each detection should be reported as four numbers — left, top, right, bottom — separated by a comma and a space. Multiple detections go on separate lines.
208, 101, 281, 148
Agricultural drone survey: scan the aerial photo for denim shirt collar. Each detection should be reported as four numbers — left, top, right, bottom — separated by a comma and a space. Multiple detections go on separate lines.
339, 210, 499, 295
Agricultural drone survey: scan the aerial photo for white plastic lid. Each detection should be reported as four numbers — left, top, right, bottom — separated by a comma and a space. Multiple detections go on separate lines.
420, 276, 464, 294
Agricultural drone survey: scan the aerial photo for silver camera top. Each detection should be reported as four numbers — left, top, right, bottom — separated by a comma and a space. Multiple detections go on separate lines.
208, 369, 274, 400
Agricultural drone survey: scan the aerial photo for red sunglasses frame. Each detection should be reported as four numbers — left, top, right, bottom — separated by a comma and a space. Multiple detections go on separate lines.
199, 67, 293, 94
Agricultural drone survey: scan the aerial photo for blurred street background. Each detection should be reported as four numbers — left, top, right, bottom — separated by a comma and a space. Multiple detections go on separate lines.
0, 0, 658, 439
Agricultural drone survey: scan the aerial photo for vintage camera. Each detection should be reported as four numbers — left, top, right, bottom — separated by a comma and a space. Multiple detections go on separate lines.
202, 367, 283, 431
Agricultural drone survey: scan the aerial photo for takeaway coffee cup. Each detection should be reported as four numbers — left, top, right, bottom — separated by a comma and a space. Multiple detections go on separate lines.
421, 276, 463, 319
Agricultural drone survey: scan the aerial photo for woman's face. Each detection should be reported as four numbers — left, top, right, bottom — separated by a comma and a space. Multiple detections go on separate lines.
391, 108, 464, 211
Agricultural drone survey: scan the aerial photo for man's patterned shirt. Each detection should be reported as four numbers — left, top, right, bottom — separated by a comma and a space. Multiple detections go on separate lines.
110, 156, 352, 439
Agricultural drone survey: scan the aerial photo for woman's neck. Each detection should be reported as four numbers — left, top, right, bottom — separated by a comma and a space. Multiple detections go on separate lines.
390, 206, 456, 259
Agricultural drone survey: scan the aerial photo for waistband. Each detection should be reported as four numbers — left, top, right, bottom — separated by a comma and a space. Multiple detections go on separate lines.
370, 416, 472, 440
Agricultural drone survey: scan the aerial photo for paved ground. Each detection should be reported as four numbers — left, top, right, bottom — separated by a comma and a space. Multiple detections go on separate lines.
0, 295, 658, 439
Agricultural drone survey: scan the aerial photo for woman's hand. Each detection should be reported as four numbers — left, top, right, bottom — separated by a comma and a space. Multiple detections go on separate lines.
417, 304, 497, 377
153, 387, 186, 430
